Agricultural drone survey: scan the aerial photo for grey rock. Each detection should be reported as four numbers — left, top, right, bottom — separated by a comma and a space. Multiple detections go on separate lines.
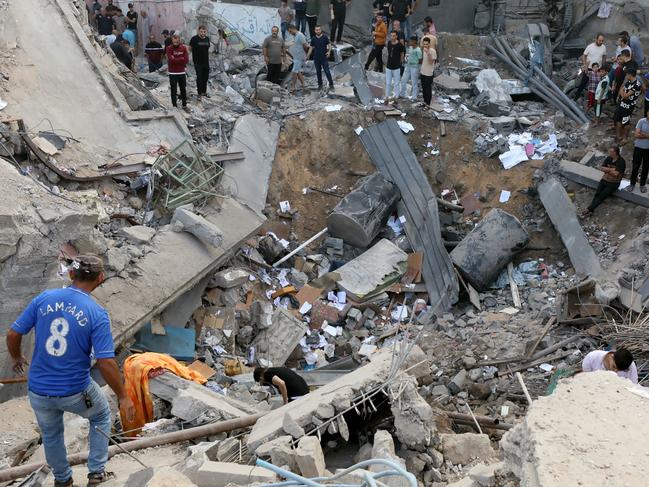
119, 225, 156, 244
282, 413, 305, 439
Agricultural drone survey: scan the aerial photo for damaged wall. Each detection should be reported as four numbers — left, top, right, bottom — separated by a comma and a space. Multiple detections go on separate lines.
0, 159, 101, 399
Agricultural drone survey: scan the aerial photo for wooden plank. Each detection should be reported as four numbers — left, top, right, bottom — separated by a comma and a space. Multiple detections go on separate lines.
507, 262, 522, 308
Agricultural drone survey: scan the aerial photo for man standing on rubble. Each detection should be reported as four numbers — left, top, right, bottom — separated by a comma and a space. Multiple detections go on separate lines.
574, 33, 606, 101
254, 367, 309, 403
305, 0, 320, 39
364, 12, 386, 72
263, 26, 286, 85
166, 34, 190, 111
582, 348, 637, 383
287, 24, 309, 93
385, 30, 404, 100
96, 8, 115, 36
626, 113, 649, 193
614, 66, 642, 145
125, 3, 138, 42
330, 0, 350, 45
6, 255, 135, 487
189, 26, 212, 98
307, 25, 334, 93
145, 34, 164, 73
582, 146, 626, 216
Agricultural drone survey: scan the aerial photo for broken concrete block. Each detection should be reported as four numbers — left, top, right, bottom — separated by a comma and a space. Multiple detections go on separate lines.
172, 207, 224, 248
106, 246, 129, 272
252, 307, 308, 367
468, 462, 503, 487
124, 467, 198, 487
434, 73, 471, 92
440, 433, 495, 465
390, 378, 436, 450
282, 412, 305, 439
186, 461, 277, 487
255, 435, 298, 471
118, 225, 156, 245
251, 300, 274, 330
447, 369, 467, 395
370, 430, 409, 487
216, 437, 241, 462
474, 69, 512, 105
315, 403, 335, 419
347, 307, 362, 321
336, 239, 408, 301
327, 172, 400, 248
210, 268, 249, 288
296, 436, 327, 478
450, 209, 529, 291
427, 447, 444, 468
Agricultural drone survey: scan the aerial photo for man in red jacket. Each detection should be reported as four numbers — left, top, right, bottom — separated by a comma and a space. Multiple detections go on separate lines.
166, 34, 189, 111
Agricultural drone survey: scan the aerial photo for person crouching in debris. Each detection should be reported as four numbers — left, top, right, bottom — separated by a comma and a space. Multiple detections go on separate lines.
582, 145, 626, 217
254, 366, 309, 404
6, 255, 136, 487
581, 348, 638, 383
110, 35, 134, 71
166, 34, 190, 112
287, 24, 309, 93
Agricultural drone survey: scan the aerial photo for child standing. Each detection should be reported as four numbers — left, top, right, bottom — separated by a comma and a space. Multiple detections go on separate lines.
585, 62, 601, 113
401, 36, 422, 100
594, 66, 609, 125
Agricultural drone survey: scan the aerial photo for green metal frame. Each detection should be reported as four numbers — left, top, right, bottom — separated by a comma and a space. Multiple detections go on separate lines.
152, 140, 224, 209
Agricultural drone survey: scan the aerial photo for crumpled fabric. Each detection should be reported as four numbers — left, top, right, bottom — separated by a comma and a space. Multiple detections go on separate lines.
120, 352, 207, 436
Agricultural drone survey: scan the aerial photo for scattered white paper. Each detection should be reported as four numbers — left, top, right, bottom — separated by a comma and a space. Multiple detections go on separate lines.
323, 324, 338, 336
397, 120, 415, 133
325, 104, 342, 112
619, 234, 625, 240
499, 190, 511, 203
222, 329, 233, 338
279, 200, 291, 212
299, 302, 312, 314
427, 141, 434, 148
500, 405, 510, 417
302, 187, 309, 194
398, 215, 407, 224
337, 291, 346, 304
619, 179, 631, 190
539, 363, 554, 372
248, 275, 257, 281
278, 238, 290, 249
401, 113, 407, 118
355, 126, 364, 135
442, 107, 454, 113
391, 305, 408, 322
499, 146, 528, 170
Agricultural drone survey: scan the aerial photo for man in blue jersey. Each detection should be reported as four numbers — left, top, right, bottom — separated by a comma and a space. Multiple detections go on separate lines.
6, 254, 135, 487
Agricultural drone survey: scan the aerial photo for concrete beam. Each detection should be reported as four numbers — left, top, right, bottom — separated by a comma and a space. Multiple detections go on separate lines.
538, 177, 602, 279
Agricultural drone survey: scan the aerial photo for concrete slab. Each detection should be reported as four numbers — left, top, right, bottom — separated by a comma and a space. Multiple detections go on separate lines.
94, 196, 265, 346
336, 239, 408, 302
252, 307, 308, 367
538, 178, 602, 278
560, 159, 649, 208
222, 114, 280, 215
335, 52, 374, 106
247, 350, 395, 452
187, 461, 277, 487
149, 372, 260, 421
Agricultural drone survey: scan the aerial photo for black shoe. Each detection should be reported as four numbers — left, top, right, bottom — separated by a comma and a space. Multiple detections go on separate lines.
87, 471, 115, 486
203, 93, 211, 98
54, 478, 73, 487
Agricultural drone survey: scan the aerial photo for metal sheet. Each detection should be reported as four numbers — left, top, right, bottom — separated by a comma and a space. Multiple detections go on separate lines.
335, 52, 373, 106
359, 121, 458, 313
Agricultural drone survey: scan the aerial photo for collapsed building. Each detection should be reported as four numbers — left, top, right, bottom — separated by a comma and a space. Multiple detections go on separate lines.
1, 0, 649, 486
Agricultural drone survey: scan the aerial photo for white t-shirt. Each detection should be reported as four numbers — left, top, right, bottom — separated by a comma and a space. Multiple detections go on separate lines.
582, 350, 638, 383
583, 42, 606, 68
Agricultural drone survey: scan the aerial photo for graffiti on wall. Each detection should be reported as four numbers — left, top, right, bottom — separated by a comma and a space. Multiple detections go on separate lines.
212, 3, 281, 46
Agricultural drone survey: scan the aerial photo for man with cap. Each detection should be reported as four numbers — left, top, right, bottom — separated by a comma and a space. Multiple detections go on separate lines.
6, 254, 135, 487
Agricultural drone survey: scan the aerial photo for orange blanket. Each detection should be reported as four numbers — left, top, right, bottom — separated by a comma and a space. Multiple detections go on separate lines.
120, 352, 207, 436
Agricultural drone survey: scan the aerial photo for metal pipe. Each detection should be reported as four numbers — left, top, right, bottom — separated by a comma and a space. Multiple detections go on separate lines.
498, 36, 589, 123
486, 45, 586, 123
0, 412, 267, 482
273, 227, 328, 268
444, 412, 513, 430
529, 334, 581, 361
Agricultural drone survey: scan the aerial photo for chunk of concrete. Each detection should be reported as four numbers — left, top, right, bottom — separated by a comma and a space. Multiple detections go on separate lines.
440, 433, 495, 465
336, 239, 408, 301
389, 377, 436, 450
468, 462, 503, 487
448, 369, 467, 395
282, 412, 305, 439
538, 177, 602, 278
474, 69, 512, 105
124, 467, 198, 487
315, 403, 335, 419
149, 372, 259, 421
254, 435, 298, 471
210, 268, 249, 288
434, 73, 471, 91
119, 225, 156, 245
185, 461, 277, 487
296, 436, 327, 478
252, 307, 308, 367
172, 207, 224, 248
370, 430, 409, 487
450, 209, 529, 291
251, 300, 274, 330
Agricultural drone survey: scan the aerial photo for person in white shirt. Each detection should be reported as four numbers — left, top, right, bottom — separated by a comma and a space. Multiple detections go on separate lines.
575, 33, 607, 101
581, 349, 638, 383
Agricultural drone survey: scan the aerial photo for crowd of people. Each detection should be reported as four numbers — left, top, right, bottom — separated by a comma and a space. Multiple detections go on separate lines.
576, 31, 649, 215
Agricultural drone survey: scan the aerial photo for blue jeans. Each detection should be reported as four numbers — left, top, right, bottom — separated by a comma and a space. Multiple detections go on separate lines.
29, 380, 111, 482
401, 65, 420, 98
385, 67, 401, 98
295, 12, 307, 34
281, 22, 288, 39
